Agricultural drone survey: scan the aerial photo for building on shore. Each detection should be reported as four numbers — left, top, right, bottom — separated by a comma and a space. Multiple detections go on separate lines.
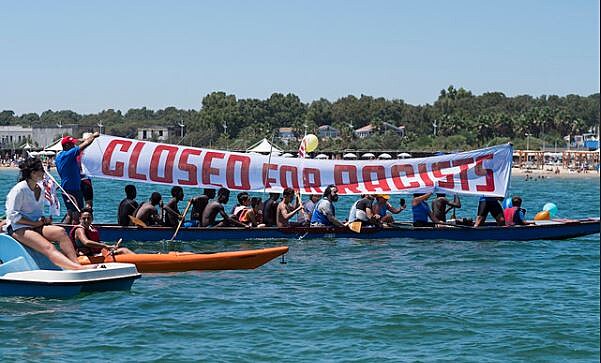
0, 125, 78, 149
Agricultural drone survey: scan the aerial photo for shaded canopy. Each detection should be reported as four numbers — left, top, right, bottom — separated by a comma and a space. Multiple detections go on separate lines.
246, 138, 283, 154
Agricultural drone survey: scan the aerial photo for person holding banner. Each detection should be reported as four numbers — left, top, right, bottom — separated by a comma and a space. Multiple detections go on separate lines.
474, 196, 505, 227
310, 185, 345, 227
55, 132, 100, 224
5, 158, 89, 270
411, 193, 442, 227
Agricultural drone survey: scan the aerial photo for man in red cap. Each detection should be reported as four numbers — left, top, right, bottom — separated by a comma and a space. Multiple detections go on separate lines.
55, 132, 100, 223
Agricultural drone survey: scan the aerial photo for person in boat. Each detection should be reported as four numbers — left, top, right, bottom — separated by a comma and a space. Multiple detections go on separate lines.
372, 194, 406, 224
163, 186, 184, 227
411, 193, 442, 227
4, 158, 88, 270
55, 132, 100, 224
310, 185, 345, 227
276, 188, 303, 227
117, 184, 138, 226
232, 192, 251, 221
474, 196, 505, 227
431, 193, 461, 223
348, 194, 379, 225
231, 191, 250, 215
262, 192, 280, 227
71, 208, 133, 256
189, 188, 216, 227
201, 187, 249, 228
503, 196, 533, 226
135, 192, 163, 226
297, 194, 320, 226
239, 197, 265, 227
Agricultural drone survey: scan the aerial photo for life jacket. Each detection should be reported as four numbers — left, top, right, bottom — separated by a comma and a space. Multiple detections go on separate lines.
311, 199, 335, 225
504, 207, 518, 226
233, 205, 249, 220
70, 225, 102, 255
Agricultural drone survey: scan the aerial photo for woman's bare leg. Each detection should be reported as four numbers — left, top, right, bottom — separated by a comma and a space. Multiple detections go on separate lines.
42, 225, 79, 263
12, 228, 84, 270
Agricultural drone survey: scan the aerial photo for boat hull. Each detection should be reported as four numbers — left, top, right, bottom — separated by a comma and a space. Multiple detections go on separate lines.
78, 218, 600, 243
78, 246, 289, 273
1, 235, 141, 298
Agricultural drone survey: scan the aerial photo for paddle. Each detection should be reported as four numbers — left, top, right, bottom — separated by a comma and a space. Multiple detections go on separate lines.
348, 220, 362, 233
129, 215, 148, 228
169, 199, 193, 242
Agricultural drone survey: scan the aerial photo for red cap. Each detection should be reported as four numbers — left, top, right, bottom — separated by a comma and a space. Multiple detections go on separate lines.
61, 136, 79, 146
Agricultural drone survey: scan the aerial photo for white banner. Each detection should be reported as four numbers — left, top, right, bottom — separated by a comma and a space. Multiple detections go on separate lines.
81, 135, 513, 196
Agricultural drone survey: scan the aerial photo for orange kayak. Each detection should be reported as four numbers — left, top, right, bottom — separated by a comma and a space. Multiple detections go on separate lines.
78, 246, 289, 273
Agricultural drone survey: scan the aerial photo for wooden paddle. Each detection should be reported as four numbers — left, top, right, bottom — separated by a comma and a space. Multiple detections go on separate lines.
129, 215, 148, 228
348, 221, 362, 233
168, 199, 193, 242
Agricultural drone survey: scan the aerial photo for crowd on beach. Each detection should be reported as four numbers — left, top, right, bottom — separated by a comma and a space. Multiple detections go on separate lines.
0, 133, 542, 271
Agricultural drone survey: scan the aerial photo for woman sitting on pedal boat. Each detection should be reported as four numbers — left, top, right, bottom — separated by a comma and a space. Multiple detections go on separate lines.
4, 158, 90, 270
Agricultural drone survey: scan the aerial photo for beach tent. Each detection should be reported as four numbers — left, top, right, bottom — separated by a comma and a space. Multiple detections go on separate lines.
343, 153, 357, 159
246, 138, 283, 155
44, 139, 64, 152
378, 153, 392, 159
361, 152, 375, 159
398, 152, 412, 159
315, 153, 328, 159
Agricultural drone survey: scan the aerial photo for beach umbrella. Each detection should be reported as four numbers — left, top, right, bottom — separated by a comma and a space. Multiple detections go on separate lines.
315, 153, 328, 159
398, 152, 412, 159
343, 153, 357, 159
361, 152, 375, 159
378, 153, 392, 159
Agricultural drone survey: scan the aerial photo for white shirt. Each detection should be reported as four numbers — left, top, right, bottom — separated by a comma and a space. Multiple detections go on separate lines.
5, 180, 45, 231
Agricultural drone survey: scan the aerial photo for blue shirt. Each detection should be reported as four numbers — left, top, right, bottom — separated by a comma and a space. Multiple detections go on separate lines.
412, 201, 430, 223
55, 146, 81, 191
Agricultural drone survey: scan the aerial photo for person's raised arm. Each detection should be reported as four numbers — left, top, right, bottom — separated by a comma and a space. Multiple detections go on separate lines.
447, 195, 461, 208
78, 132, 100, 152
412, 193, 432, 206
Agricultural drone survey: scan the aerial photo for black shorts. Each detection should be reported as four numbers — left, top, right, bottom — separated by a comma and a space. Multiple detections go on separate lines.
62, 190, 84, 213
81, 179, 93, 201
477, 199, 503, 219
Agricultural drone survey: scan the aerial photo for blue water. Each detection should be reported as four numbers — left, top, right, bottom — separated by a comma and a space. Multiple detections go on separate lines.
1, 170, 599, 362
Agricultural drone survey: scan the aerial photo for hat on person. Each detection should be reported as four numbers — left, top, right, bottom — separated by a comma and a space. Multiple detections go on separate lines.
61, 136, 79, 146
375, 194, 390, 200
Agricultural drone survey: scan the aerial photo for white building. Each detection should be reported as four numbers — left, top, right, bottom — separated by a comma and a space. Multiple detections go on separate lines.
137, 127, 169, 141
0, 126, 32, 148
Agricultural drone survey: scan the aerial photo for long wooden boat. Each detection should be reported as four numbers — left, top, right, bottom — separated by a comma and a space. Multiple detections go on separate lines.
77, 246, 289, 273
63, 218, 600, 243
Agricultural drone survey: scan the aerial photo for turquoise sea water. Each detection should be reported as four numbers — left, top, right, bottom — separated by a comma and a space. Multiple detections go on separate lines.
0, 169, 599, 362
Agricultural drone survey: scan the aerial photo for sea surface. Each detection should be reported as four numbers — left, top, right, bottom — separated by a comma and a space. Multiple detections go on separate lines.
1, 169, 599, 362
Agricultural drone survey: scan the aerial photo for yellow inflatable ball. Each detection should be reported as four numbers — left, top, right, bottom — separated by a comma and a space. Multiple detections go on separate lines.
303, 134, 319, 152
534, 210, 550, 220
